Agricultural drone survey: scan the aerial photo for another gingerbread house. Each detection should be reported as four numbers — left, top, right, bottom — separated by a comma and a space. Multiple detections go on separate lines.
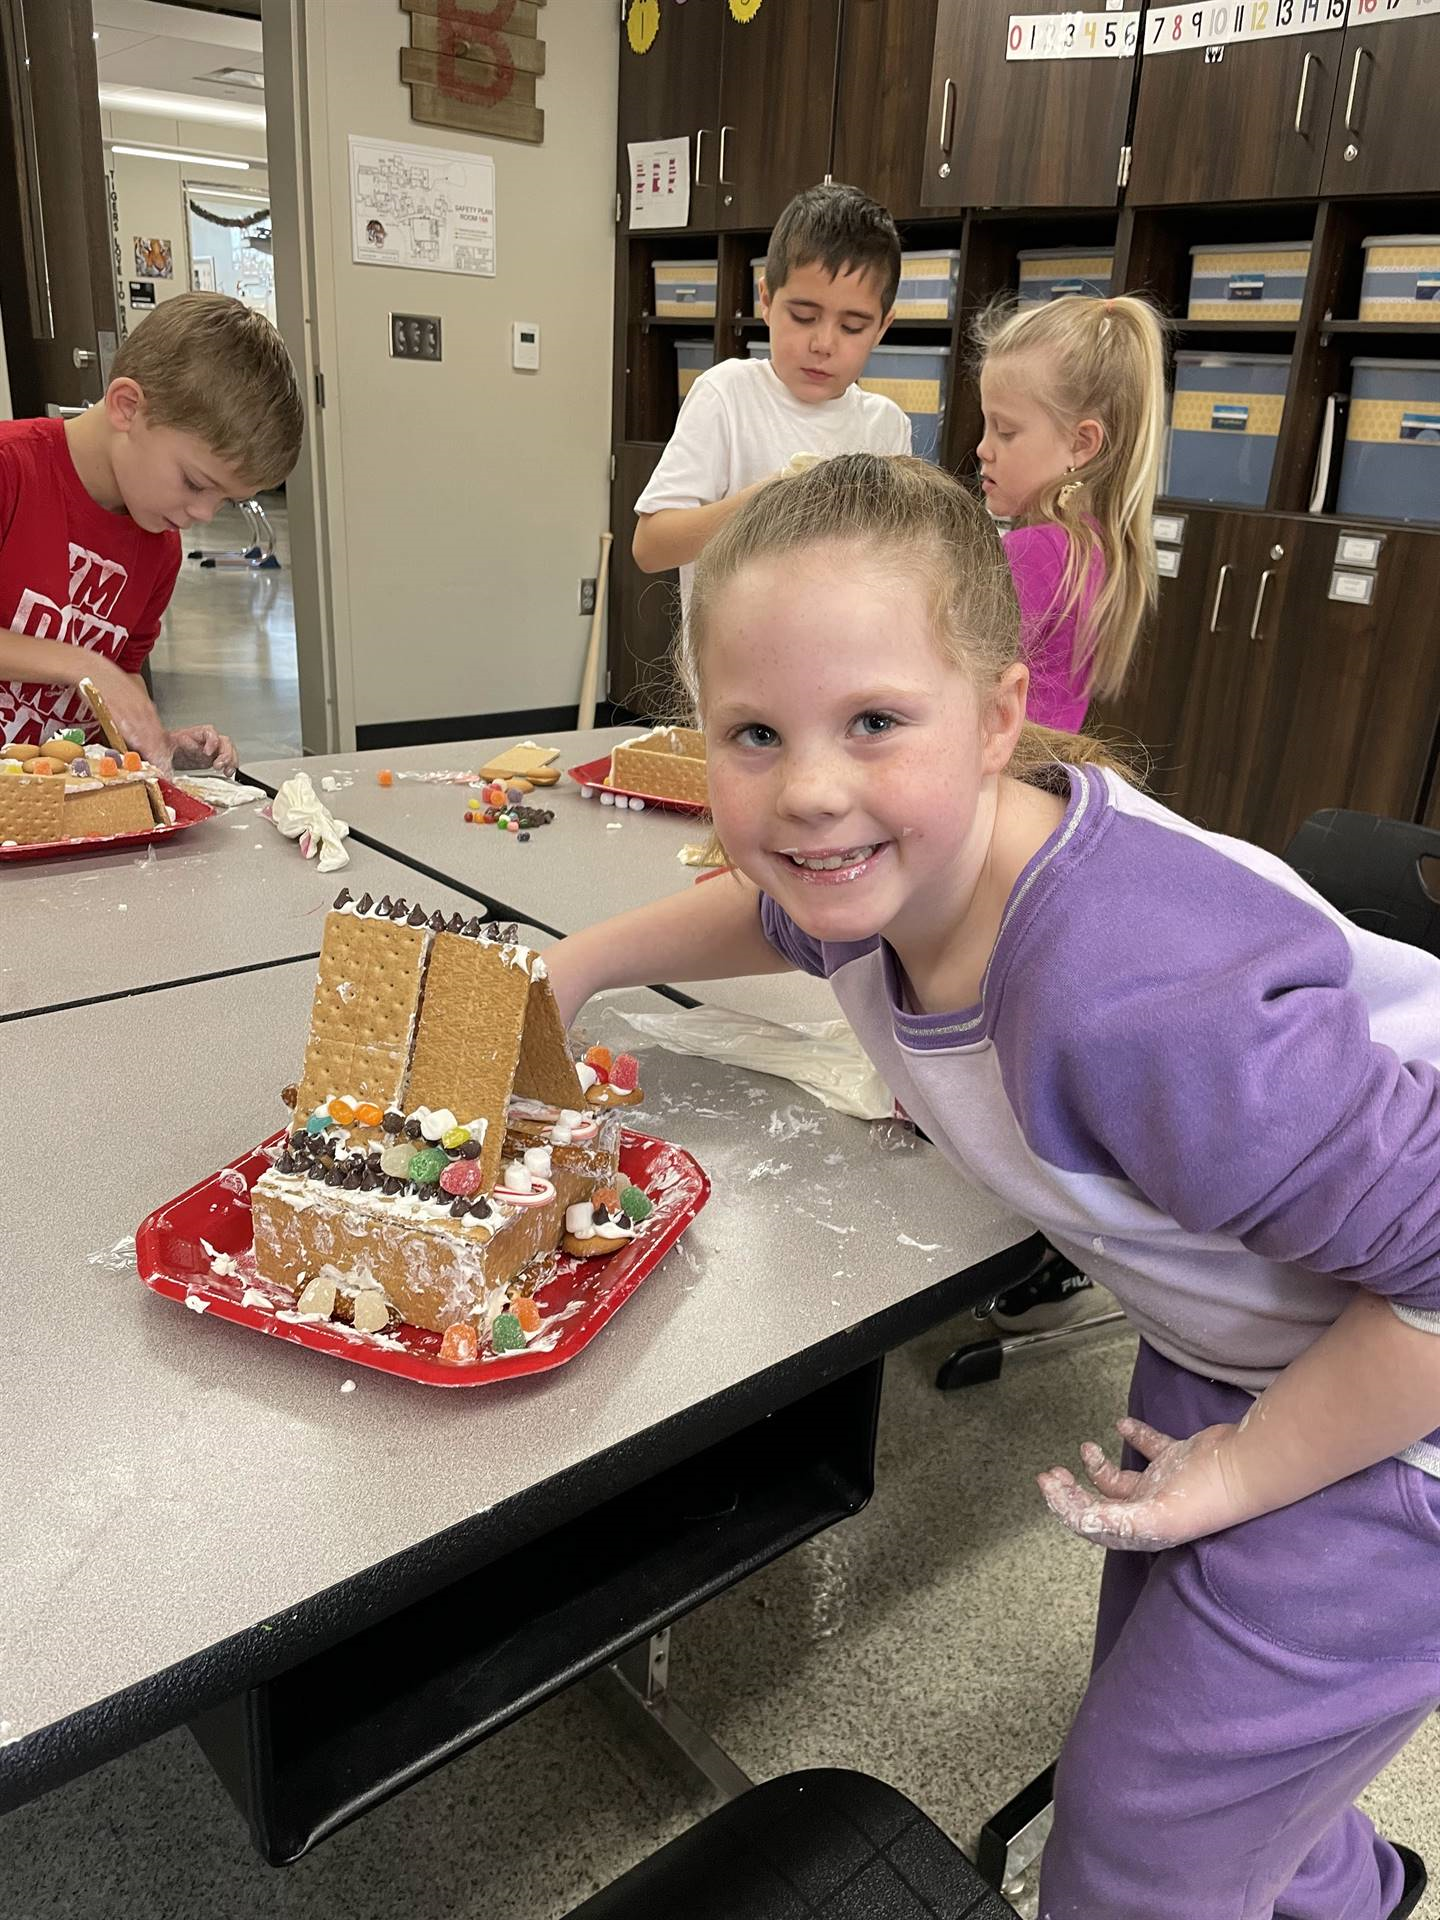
609, 725, 707, 806
251, 893, 643, 1342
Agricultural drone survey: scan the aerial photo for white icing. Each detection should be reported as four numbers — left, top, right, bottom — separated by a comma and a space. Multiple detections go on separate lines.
575, 1063, 599, 1093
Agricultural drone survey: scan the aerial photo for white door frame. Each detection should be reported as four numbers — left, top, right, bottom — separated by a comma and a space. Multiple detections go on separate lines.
260, 0, 354, 752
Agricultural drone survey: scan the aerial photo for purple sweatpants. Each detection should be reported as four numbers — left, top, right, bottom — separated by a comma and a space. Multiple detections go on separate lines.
1040, 1341, 1440, 1920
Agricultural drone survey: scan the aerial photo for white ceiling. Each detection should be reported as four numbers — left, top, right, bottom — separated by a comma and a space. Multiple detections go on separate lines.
93, 0, 266, 126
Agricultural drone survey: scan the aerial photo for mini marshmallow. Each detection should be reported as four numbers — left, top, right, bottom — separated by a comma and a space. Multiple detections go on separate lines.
421, 1108, 458, 1141
502, 1163, 533, 1194
559, 1108, 583, 1127
523, 1146, 552, 1177
566, 1201, 594, 1236
551, 1125, 573, 1147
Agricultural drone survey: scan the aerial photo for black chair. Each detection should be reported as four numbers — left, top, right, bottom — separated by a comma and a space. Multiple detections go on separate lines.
967, 809, 1440, 1890
565, 1769, 1019, 1919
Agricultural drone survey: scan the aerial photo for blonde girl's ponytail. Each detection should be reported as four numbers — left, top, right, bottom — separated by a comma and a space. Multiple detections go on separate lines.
975, 293, 1170, 703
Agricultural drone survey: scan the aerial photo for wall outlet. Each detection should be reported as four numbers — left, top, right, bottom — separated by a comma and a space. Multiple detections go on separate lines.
579, 577, 597, 616
390, 314, 442, 361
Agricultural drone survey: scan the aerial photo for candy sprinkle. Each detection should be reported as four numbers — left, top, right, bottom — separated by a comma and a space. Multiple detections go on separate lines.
377, 769, 394, 787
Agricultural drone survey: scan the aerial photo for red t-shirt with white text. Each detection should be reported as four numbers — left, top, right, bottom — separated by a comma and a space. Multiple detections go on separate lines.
0, 416, 181, 745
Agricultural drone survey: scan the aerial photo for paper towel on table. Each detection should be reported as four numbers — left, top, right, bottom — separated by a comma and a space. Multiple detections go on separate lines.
613, 1005, 892, 1119
266, 771, 351, 872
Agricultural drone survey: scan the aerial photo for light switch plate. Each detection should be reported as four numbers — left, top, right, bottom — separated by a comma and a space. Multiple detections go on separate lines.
512, 321, 540, 371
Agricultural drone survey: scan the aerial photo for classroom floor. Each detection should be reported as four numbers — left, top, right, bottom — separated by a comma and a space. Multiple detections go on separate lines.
147, 494, 301, 763
2, 1312, 1436, 1919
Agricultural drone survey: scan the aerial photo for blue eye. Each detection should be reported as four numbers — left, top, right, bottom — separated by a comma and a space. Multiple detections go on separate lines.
732, 723, 779, 749
853, 712, 899, 737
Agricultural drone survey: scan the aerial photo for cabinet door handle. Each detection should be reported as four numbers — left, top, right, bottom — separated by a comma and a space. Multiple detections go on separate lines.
695, 127, 711, 187
1250, 570, 1275, 641
1294, 51, 1314, 133
939, 77, 956, 154
1209, 563, 1232, 633
718, 124, 734, 184
1344, 46, 1370, 134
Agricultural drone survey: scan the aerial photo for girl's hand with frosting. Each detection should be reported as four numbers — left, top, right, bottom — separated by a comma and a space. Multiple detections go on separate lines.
1037, 1417, 1250, 1552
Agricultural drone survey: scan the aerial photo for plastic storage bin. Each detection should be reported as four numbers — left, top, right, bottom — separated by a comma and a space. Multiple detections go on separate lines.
676, 339, 715, 406
653, 260, 717, 320
1166, 351, 1290, 507
751, 250, 963, 322
1017, 248, 1115, 307
1336, 357, 1440, 524
1358, 237, 1440, 321
747, 341, 950, 463
1188, 243, 1310, 322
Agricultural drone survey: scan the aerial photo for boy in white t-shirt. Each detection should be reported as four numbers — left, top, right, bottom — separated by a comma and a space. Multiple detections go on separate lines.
633, 183, 911, 615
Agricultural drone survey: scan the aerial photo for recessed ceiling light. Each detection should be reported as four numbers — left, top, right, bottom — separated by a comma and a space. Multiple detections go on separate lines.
201, 66, 265, 90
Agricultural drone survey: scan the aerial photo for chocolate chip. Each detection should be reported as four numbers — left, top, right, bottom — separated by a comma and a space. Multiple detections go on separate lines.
356, 892, 374, 915
389, 898, 408, 920
447, 912, 464, 933
383, 1175, 404, 1195
280, 1082, 299, 1109
407, 905, 427, 926
289, 1129, 308, 1152
275, 1152, 296, 1175
375, 895, 393, 916
332, 886, 352, 910
461, 917, 484, 938
404, 1117, 423, 1138
517, 832, 530, 843
449, 1197, 470, 1218
307, 1160, 327, 1181
468, 1197, 492, 1220
617, 1211, 634, 1231
325, 1164, 346, 1186
343, 1166, 364, 1189
414, 1182, 440, 1202
428, 910, 445, 931
593, 1205, 610, 1226
457, 1138, 483, 1160
361, 1167, 381, 1190
381, 1110, 405, 1134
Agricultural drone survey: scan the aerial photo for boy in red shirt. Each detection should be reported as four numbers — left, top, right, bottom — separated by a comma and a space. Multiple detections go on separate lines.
0, 292, 303, 770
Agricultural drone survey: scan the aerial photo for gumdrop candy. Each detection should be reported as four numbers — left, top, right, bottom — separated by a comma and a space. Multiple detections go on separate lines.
60, 728, 85, 746
305, 1110, 333, 1136
408, 1147, 446, 1187
351, 1291, 390, 1334
610, 1054, 640, 1092
491, 1312, 527, 1353
439, 1322, 479, 1365
584, 1046, 612, 1072
377, 769, 394, 787
619, 1184, 653, 1223
295, 1275, 337, 1318
122, 751, 142, 772
328, 1097, 357, 1125
355, 1102, 385, 1129
592, 1185, 619, 1210
98, 756, 118, 777
379, 1142, 416, 1178
441, 1126, 470, 1151
513, 1296, 542, 1334
440, 1158, 485, 1197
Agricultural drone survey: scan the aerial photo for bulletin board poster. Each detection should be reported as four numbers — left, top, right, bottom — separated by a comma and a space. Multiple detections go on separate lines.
349, 135, 496, 278
628, 137, 691, 228
134, 236, 173, 278
1142, 0, 1346, 53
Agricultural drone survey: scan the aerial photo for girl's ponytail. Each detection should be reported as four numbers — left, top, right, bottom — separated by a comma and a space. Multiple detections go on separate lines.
976, 293, 1170, 703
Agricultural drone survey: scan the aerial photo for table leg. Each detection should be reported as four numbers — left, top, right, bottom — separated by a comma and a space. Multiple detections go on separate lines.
593, 1628, 753, 1803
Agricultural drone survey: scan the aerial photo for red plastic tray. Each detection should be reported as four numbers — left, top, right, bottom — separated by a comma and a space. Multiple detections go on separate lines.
567, 753, 708, 817
0, 778, 214, 862
135, 1127, 709, 1387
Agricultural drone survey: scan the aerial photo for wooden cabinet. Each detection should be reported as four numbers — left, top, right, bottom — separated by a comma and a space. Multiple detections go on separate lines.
1127, 19, 1343, 204
832, 0, 940, 219
922, 0, 1140, 210
715, 0, 842, 229
608, 444, 680, 715
617, 0, 724, 232
1321, 14, 1440, 196
1098, 511, 1440, 852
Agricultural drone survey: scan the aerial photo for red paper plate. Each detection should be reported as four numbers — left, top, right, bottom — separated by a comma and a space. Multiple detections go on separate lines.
135, 1128, 709, 1387
567, 753, 708, 817
0, 778, 215, 862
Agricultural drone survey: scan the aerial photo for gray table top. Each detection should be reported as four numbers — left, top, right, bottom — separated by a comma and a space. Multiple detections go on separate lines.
243, 728, 706, 936
0, 961, 1025, 1770
0, 811, 492, 1019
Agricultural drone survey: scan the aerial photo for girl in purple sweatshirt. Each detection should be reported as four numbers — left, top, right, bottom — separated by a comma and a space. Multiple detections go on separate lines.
549, 455, 1436, 1920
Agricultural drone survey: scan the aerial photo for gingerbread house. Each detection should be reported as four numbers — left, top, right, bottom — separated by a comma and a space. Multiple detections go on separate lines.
250, 892, 644, 1343
0, 735, 165, 844
609, 725, 708, 806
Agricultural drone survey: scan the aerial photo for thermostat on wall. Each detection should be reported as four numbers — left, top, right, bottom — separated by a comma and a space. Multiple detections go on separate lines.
512, 321, 540, 371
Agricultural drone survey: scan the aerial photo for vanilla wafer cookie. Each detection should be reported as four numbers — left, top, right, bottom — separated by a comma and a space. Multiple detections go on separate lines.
295, 910, 431, 1121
